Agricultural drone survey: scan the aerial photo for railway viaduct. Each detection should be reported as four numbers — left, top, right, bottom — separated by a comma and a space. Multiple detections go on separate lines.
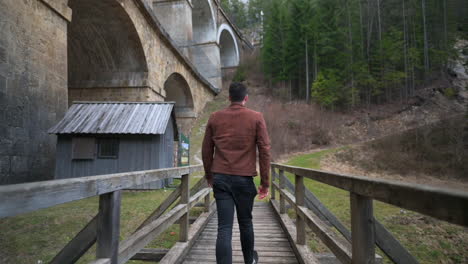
0, 0, 253, 184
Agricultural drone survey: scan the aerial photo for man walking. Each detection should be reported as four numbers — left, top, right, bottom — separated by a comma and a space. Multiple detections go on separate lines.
202, 82, 271, 264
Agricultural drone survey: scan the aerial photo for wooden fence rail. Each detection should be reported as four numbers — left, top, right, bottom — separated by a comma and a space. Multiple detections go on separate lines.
271, 168, 418, 264
270, 163, 468, 264
0, 165, 214, 264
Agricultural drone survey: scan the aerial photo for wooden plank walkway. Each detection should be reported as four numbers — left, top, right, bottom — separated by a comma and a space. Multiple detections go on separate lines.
182, 202, 299, 264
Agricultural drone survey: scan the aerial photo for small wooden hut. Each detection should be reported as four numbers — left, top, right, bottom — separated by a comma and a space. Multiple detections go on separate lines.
48, 102, 178, 189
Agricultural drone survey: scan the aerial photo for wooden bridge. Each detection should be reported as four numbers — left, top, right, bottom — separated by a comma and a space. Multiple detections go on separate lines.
0, 164, 467, 264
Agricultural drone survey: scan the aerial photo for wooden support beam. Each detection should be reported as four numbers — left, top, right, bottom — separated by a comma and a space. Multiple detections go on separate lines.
89, 259, 111, 264
270, 200, 319, 264
96, 191, 121, 264
274, 165, 418, 263
297, 206, 352, 264
271, 167, 276, 200
117, 188, 210, 264
282, 174, 352, 241
50, 215, 98, 264
351, 193, 375, 264
279, 170, 286, 214
130, 248, 169, 261
295, 174, 306, 245
135, 177, 208, 233
189, 178, 208, 196
135, 185, 181, 232
375, 220, 419, 264
272, 181, 296, 206
118, 204, 186, 264
160, 201, 216, 264
180, 174, 190, 242
273, 183, 377, 263
204, 194, 210, 213
175, 216, 199, 225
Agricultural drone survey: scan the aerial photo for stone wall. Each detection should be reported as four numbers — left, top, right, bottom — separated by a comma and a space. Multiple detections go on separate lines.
68, 87, 164, 105
119, 0, 217, 115
68, 0, 218, 133
0, 0, 70, 184
0, 0, 252, 184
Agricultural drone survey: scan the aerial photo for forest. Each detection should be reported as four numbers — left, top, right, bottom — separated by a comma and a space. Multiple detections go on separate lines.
221, 0, 468, 109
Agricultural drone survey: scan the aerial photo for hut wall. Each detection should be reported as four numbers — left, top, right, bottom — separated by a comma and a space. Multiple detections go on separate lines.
55, 118, 176, 189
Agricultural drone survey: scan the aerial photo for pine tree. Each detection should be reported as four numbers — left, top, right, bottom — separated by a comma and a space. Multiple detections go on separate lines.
260, 0, 466, 107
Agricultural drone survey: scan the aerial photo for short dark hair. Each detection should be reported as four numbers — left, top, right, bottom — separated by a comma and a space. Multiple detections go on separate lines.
229, 82, 247, 102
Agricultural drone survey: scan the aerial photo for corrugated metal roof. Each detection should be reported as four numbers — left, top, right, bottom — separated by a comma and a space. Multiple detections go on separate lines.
49, 102, 175, 135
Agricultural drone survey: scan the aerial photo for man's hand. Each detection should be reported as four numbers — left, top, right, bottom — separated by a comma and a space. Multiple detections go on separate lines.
206, 176, 213, 188
257, 186, 269, 200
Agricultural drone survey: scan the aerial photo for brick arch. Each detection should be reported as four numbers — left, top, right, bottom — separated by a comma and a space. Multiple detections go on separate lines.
192, 0, 217, 43
217, 24, 240, 68
68, 0, 148, 89
164, 73, 194, 112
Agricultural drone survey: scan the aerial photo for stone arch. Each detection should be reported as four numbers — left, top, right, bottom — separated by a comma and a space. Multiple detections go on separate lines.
68, 0, 148, 89
217, 24, 240, 68
192, 0, 217, 43
164, 73, 196, 134
164, 73, 194, 112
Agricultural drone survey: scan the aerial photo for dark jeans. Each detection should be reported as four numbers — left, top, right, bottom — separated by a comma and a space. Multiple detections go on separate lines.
213, 173, 257, 264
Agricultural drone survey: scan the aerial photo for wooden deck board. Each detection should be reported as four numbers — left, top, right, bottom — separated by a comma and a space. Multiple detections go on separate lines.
182, 202, 299, 263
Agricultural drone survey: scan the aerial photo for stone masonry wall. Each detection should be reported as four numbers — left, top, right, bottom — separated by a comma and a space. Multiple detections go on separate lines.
0, 0, 70, 184
0, 0, 233, 184
121, 0, 216, 115
68, 87, 164, 105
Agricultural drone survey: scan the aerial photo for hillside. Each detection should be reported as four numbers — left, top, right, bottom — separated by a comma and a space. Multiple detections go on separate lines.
189, 43, 467, 188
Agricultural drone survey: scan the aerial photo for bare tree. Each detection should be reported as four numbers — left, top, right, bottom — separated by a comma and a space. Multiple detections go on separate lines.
346, 0, 356, 106
305, 38, 310, 103
403, 0, 409, 101
422, 0, 430, 78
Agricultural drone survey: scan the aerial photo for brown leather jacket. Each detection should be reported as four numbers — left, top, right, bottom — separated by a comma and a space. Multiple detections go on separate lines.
202, 102, 271, 188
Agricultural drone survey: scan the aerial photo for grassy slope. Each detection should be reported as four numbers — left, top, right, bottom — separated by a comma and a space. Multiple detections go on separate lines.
0, 179, 203, 264
285, 150, 468, 264
189, 78, 467, 263
189, 87, 229, 165
2, 78, 464, 263
0, 78, 233, 264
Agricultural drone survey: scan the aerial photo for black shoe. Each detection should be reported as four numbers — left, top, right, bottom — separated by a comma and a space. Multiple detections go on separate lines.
252, 250, 258, 264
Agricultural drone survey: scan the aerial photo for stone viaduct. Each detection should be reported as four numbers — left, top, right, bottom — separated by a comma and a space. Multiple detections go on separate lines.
0, 0, 253, 184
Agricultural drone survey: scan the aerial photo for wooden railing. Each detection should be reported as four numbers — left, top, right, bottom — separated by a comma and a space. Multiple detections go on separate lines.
0, 165, 214, 264
270, 163, 468, 264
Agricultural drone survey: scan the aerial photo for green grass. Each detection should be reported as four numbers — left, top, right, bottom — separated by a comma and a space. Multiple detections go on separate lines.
0, 178, 204, 264
282, 149, 468, 264
189, 89, 229, 165
4, 150, 465, 263
286, 148, 342, 169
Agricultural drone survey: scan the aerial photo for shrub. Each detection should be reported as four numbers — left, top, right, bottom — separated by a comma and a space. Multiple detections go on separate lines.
311, 71, 343, 109
233, 65, 247, 82
444, 87, 457, 98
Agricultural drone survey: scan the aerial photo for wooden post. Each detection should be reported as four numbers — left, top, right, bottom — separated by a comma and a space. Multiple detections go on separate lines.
271, 167, 276, 200
51, 215, 98, 264
180, 174, 190, 242
96, 190, 121, 264
204, 194, 210, 213
279, 170, 286, 214
350, 192, 375, 264
295, 174, 306, 245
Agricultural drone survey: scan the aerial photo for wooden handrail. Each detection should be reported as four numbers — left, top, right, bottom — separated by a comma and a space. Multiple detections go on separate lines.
0, 165, 203, 218
274, 171, 418, 263
0, 165, 212, 264
272, 163, 468, 226
271, 163, 468, 264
